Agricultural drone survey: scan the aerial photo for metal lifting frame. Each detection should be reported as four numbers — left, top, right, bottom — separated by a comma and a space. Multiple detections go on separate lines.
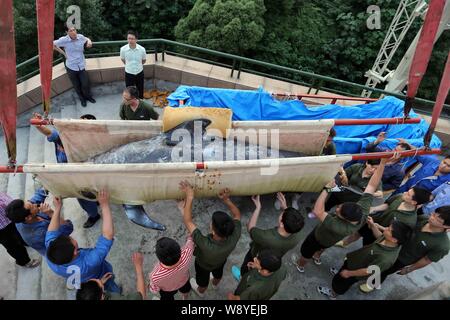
0, 148, 441, 173
29, 117, 421, 127
362, 0, 428, 97
272, 93, 378, 105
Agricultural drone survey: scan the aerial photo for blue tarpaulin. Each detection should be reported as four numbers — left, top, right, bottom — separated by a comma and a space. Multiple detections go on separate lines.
168, 86, 441, 164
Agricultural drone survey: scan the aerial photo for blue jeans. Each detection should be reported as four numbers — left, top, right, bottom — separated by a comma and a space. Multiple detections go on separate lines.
77, 199, 99, 218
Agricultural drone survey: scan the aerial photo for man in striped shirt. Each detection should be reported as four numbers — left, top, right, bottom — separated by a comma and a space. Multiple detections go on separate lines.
148, 236, 194, 300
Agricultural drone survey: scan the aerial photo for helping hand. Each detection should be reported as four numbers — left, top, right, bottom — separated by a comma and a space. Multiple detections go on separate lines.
218, 188, 231, 202
132, 252, 144, 267
251, 195, 261, 209
97, 189, 110, 205
179, 180, 194, 199
276, 192, 287, 210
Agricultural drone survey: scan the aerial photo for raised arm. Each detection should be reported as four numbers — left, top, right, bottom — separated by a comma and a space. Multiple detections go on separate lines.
132, 252, 147, 299
396, 138, 415, 150
218, 188, 241, 220
276, 192, 288, 211
312, 181, 335, 222
32, 113, 53, 136
247, 195, 261, 232
178, 181, 197, 234
367, 216, 384, 239
339, 167, 349, 186
98, 190, 114, 240
48, 196, 62, 232
364, 158, 387, 195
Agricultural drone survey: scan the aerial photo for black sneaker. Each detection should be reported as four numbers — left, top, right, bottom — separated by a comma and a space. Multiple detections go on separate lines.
81, 99, 87, 107
83, 215, 101, 228
86, 97, 96, 103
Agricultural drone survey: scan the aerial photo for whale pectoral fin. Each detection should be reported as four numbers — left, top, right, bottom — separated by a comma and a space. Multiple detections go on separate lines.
122, 204, 166, 231
163, 118, 212, 146
163, 132, 179, 147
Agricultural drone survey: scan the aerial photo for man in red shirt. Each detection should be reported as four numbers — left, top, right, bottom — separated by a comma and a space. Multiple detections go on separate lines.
148, 236, 194, 300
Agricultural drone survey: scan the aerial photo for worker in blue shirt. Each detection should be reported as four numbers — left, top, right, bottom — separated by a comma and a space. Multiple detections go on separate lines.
45, 190, 120, 293
363, 132, 411, 193
33, 112, 101, 228
420, 182, 450, 216
393, 155, 450, 195
6, 188, 73, 256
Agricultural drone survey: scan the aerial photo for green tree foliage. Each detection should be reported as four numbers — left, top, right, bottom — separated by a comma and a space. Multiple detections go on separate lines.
12, 0, 448, 101
296, 1, 395, 86
54, 0, 111, 40
101, 0, 195, 40
14, 0, 38, 64
251, 1, 333, 74
174, 0, 266, 55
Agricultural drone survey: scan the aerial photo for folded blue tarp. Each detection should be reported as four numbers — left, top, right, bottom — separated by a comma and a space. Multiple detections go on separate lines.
168, 86, 441, 164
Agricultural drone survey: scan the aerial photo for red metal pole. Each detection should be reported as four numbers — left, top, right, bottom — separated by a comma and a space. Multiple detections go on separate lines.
334, 118, 421, 126
423, 51, 450, 147
30, 119, 53, 126
0, 166, 24, 173
273, 93, 378, 104
404, 0, 446, 117
36, 0, 55, 115
352, 148, 441, 161
0, 0, 18, 165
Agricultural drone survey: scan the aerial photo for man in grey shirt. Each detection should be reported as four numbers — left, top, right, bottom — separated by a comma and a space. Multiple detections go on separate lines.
54, 23, 96, 107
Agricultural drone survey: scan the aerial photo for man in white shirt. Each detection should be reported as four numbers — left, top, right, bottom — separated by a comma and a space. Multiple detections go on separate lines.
53, 23, 96, 107
120, 30, 147, 99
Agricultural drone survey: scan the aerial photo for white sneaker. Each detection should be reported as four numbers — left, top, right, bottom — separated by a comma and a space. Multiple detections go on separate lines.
181, 292, 189, 300
290, 253, 304, 273
189, 278, 205, 298
23, 258, 40, 268
317, 286, 337, 300
209, 274, 218, 290
291, 193, 301, 210
329, 267, 339, 276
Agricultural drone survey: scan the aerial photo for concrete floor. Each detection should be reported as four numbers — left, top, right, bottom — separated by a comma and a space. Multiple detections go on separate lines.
1, 83, 449, 300
74, 191, 450, 300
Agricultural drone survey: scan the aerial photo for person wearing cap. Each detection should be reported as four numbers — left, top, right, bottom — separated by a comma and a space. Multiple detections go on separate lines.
291, 158, 387, 273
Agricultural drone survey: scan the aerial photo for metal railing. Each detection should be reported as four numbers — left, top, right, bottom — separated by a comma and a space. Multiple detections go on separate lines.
15, 38, 450, 118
